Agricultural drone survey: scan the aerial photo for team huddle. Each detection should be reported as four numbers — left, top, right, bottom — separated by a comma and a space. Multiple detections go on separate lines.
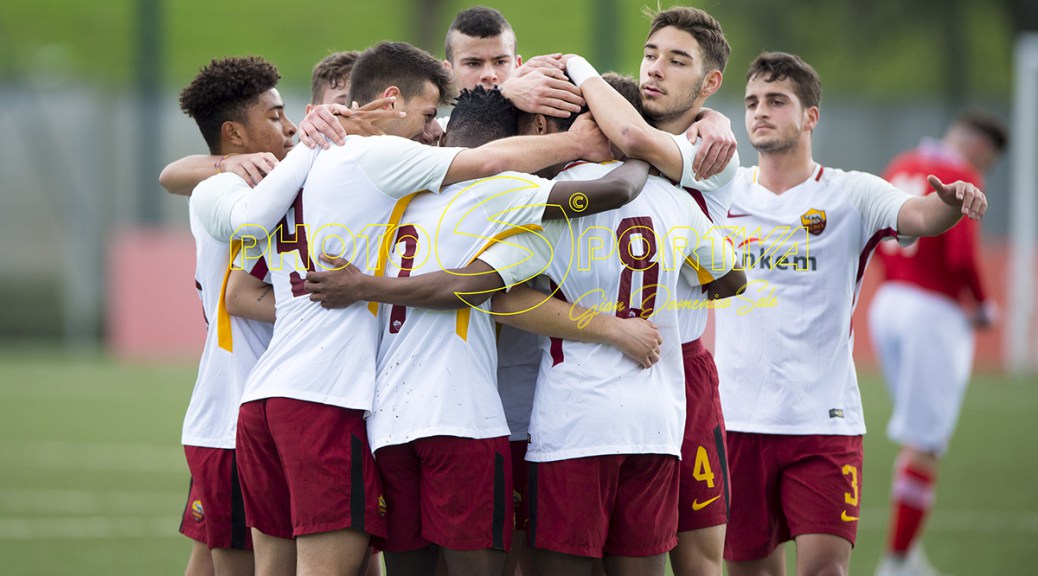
163, 6, 993, 576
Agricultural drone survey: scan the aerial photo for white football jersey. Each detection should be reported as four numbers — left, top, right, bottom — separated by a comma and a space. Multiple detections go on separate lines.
714, 165, 911, 435
182, 177, 273, 449
479, 161, 736, 462
238, 135, 464, 410
671, 133, 740, 343
368, 172, 553, 451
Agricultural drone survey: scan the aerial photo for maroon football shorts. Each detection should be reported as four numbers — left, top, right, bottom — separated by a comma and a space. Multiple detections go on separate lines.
527, 454, 679, 558
236, 398, 386, 539
723, 432, 864, 562
374, 435, 512, 552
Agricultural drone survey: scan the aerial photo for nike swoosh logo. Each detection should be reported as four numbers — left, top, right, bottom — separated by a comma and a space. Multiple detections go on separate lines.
841, 511, 859, 522
691, 495, 721, 511
727, 211, 753, 219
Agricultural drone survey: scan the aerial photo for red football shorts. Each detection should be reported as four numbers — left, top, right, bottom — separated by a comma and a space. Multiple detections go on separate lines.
527, 454, 679, 558
235, 398, 386, 539
374, 435, 512, 552
677, 339, 730, 532
179, 446, 251, 550
511, 440, 530, 532
723, 432, 864, 562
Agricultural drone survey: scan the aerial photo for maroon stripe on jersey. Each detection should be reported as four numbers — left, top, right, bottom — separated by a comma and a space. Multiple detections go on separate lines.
815, 166, 825, 181
548, 280, 568, 366
249, 255, 270, 282
684, 187, 713, 222
559, 160, 592, 173
856, 227, 897, 285
195, 280, 209, 327
852, 227, 898, 336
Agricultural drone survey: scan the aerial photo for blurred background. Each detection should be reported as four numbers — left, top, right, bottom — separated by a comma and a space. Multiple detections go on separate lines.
1, 0, 1036, 368
0, 1, 1036, 574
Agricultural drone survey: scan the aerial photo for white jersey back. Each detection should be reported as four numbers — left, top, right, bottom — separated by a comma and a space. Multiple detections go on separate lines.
715, 165, 910, 435
183, 177, 273, 448
369, 172, 552, 451
241, 135, 464, 410
670, 132, 739, 343
480, 161, 736, 462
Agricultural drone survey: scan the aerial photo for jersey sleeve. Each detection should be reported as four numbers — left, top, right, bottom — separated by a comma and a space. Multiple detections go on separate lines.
671, 133, 740, 192
354, 135, 465, 199
189, 173, 252, 243
191, 144, 321, 242
846, 171, 913, 242
473, 172, 552, 229
477, 219, 565, 290
680, 222, 737, 287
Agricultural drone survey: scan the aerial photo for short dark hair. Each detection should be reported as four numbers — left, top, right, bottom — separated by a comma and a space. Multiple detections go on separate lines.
179, 56, 280, 154
348, 42, 453, 108
603, 72, 644, 116
747, 51, 822, 109
310, 51, 360, 105
646, 6, 730, 73
955, 110, 1009, 153
445, 86, 518, 148
445, 6, 515, 63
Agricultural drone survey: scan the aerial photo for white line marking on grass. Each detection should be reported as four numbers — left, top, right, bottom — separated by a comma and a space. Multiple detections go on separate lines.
0, 440, 184, 473
0, 489, 184, 515
858, 508, 1038, 534
0, 516, 179, 540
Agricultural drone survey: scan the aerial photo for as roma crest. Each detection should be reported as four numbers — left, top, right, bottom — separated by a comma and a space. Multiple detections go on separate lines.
800, 208, 827, 236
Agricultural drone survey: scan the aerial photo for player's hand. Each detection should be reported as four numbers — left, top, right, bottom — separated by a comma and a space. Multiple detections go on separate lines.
512, 53, 567, 76
222, 152, 279, 187
298, 98, 402, 149
337, 97, 403, 139
499, 66, 584, 119
928, 175, 987, 220
973, 300, 999, 329
686, 108, 737, 180
299, 104, 351, 149
570, 112, 613, 162
608, 317, 663, 369
304, 254, 369, 309
415, 117, 444, 146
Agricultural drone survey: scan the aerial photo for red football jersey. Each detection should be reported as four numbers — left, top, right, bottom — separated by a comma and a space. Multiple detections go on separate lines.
876, 139, 987, 304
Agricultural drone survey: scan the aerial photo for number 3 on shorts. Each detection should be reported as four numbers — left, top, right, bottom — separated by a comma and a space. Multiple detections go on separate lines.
693, 446, 715, 488
842, 464, 859, 506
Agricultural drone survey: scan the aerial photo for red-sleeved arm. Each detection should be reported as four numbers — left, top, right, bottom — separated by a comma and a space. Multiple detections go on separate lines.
943, 216, 987, 303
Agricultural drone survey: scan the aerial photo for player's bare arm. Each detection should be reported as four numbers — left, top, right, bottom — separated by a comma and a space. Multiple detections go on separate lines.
159, 152, 278, 196
499, 54, 585, 119
296, 97, 402, 149
225, 269, 275, 323
490, 284, 664, 368
542, 159, 650, 219
443, 112, 612, 185
703, 267, 747, 299
897, 175, 988, 238
564, 55, 735, 181
306, 255, 504, 310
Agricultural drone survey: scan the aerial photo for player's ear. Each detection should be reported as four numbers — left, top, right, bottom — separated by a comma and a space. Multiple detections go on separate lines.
804, 106, 820, 132
443, 59, 453, 74
515, 54, 523, 67
382, 86, 402, 107
531, 114, 549, 136
305, 103, 316, 115
222, 120, 246, 147
701, 69, 723, 99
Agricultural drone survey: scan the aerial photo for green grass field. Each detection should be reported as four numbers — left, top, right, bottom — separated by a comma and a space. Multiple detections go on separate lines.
1, 346, 1035, 575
